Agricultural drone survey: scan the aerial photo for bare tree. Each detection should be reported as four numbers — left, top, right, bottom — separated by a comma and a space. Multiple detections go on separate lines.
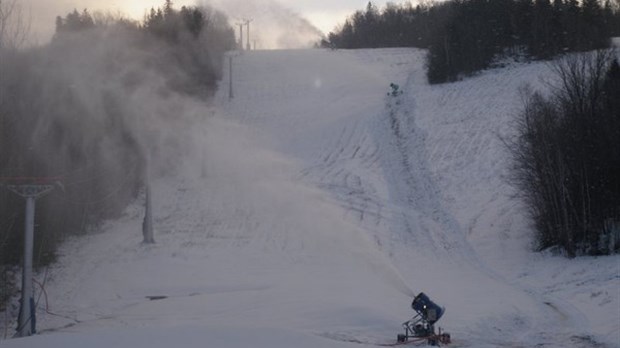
509, 50, 620, 256
0, 0, 30, 51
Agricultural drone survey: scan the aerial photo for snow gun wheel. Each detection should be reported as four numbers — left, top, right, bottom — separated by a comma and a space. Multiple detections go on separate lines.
397, 334, 407, 343
439, 333, 451, 344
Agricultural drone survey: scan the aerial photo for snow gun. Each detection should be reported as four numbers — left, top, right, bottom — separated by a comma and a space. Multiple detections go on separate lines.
397, 292, 451, 346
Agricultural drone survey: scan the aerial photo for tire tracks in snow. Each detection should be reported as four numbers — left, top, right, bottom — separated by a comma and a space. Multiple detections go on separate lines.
298, 116, 386, 229
375, 72, 479, 263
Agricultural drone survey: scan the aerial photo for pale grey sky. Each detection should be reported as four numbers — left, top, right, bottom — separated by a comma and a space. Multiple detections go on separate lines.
20, 0, 397, 46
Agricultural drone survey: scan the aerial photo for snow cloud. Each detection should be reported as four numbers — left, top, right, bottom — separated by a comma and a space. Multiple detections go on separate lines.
203, 0, 325, 49
20, 0, 399, 48
20, 0, 334, 48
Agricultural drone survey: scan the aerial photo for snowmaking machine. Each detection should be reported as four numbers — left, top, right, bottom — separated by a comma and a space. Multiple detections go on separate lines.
397, 292, 451, 346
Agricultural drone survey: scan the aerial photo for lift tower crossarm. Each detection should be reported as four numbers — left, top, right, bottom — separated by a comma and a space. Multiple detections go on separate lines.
2, 178, 59, 337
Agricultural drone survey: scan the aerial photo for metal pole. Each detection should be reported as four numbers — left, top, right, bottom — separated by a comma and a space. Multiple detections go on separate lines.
5, 183, 55, 337
142, 180, 154, 244
246, 21, 251, 51
229, 55, 234, 99
238, 24, 244, 50
142, 153, 154, 244
17, 196, 35, 337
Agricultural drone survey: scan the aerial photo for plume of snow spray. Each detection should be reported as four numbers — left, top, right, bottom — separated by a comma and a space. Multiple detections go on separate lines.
201, 0, 324, 49
358, 247, 417, 298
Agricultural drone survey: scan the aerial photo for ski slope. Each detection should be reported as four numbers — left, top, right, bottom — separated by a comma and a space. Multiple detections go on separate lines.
2, 48, 618, 348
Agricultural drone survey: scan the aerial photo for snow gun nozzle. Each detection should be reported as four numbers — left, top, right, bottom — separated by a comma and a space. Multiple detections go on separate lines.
411, 292, 444, 325
398, 292, 450, 345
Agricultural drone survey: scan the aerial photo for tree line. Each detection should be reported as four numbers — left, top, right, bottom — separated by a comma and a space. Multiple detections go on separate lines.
54, 1, 235, 95
324, 0, 620, 83
0, 0, 235, 296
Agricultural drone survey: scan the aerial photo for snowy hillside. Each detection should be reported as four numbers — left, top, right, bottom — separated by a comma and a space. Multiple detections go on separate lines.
2, 48, 618, 348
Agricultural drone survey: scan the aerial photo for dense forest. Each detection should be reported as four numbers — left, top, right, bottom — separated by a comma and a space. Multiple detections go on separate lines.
324, 0, 620, 83
0, 0, 235, 308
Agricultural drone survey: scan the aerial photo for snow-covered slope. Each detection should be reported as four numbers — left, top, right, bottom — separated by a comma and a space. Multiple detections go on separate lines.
2, 48, 618, 348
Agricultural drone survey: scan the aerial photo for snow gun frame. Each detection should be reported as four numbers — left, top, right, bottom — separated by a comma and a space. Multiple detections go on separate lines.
397, 293, 451, 346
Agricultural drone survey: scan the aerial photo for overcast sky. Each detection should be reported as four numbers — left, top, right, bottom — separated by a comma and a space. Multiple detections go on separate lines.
20, 0, 397, 46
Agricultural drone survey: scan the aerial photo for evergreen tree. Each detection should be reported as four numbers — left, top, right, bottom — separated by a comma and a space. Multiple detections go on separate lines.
513, 0, 534, 49
563, 0, 581, 51
55, 9, 96, 33
550, 0, 565, 53
582, 0, 609, 49
180, 6, 204, 38
531, 0, 553, 58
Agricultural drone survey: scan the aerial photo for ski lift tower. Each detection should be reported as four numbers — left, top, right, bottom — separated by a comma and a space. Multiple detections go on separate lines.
244, 18, 253, 50
236, 21, 245, 50
1, 176, 60, 337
